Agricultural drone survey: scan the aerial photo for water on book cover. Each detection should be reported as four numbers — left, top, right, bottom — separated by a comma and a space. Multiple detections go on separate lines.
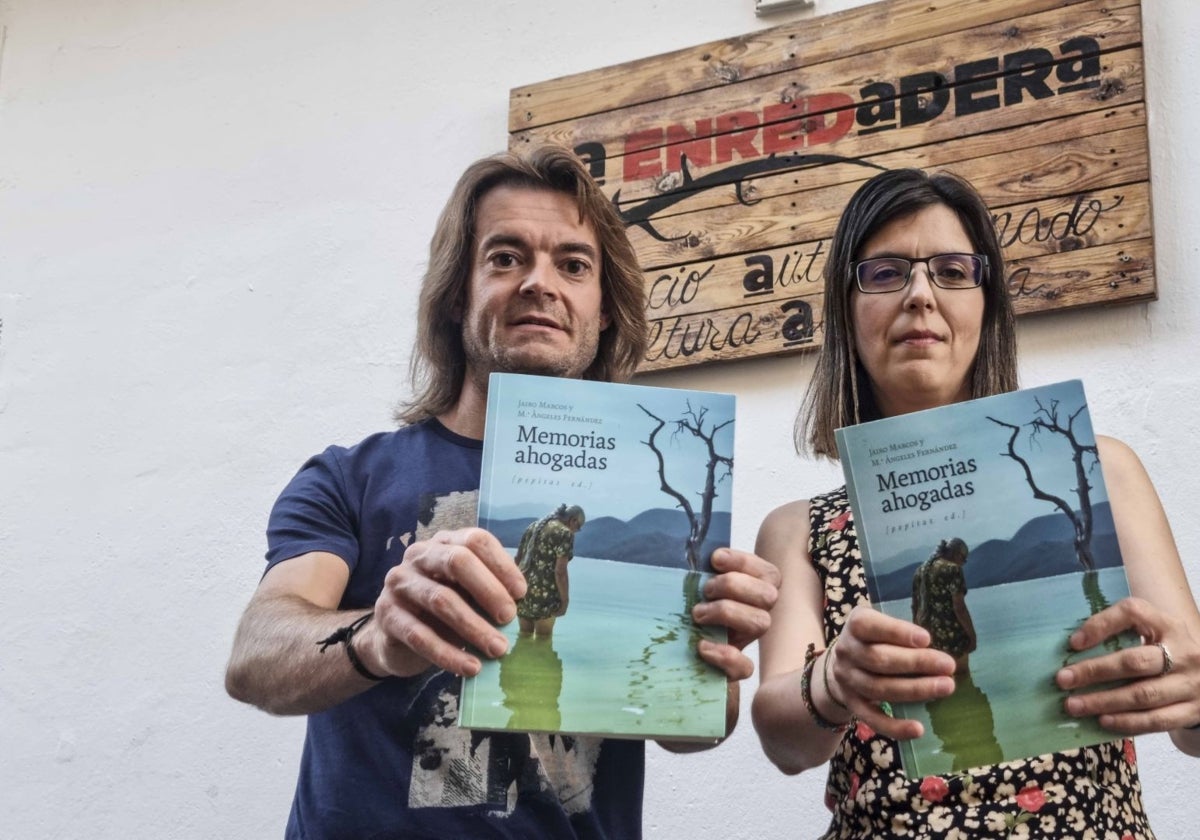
466, 558, 724, 737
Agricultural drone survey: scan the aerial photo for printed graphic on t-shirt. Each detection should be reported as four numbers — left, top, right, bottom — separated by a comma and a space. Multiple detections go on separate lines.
404, 488, 601, 816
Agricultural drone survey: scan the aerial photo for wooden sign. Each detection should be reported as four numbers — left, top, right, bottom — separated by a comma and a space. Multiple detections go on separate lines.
508, 0, 1155, 373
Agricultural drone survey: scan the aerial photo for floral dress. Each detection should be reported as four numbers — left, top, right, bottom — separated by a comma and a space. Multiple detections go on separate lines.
515, 515, 574, 620
810, 487, 1155, 839
912, 556, 973, 657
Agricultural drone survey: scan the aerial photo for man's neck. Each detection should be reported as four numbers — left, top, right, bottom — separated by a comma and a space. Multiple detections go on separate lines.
437, 379, 488, 440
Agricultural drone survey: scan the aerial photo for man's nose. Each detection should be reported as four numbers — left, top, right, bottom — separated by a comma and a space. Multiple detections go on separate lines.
520, 258, 556, 295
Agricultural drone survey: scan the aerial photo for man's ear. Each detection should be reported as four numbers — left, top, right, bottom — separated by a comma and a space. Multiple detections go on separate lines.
450, 299, 464, 324
599, 306, 611, 331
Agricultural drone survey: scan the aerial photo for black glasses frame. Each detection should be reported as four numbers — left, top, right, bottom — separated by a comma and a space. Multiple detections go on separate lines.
852, 253, 988, 294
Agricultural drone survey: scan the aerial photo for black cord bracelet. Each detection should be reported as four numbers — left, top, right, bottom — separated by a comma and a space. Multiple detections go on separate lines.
317, 612, 387, 682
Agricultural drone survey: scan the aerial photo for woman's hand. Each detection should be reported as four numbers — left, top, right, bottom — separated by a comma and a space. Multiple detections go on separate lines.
1055, 596, 1200, 734
827, 604, 958, 740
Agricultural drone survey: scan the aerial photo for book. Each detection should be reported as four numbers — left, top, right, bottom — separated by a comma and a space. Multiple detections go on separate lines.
835, 379, 1135, 777
459, 372, 735, 741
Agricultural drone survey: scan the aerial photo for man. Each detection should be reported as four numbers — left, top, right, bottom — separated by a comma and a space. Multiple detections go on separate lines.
225, 145, 780, 839
515, 504, 584, 637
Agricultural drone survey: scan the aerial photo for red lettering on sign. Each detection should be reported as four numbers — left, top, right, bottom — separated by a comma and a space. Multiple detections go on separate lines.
623, 128, 665, 182
714, 112, 760, 163
665, 120, 713, 173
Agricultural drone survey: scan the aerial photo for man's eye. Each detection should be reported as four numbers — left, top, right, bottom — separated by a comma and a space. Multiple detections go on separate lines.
562, 259, 589, 276
491, 253, 518, 268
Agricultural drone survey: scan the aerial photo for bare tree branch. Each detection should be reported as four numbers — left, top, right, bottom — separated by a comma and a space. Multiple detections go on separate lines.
987, 398, 1099, 571
638, 401, 733, 571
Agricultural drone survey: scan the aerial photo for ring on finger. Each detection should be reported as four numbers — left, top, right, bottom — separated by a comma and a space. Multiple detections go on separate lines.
1154, 642, 1174, 676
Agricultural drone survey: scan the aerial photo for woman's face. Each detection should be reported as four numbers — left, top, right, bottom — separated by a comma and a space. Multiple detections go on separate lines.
851, 203, 985, 418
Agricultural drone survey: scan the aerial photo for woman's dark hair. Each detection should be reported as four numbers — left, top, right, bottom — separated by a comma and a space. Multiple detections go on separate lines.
797, 168, 1018, 459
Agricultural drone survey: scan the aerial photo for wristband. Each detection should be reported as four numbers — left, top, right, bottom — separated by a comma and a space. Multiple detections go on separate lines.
802, 643, 850, 732
317, 612, 387, 682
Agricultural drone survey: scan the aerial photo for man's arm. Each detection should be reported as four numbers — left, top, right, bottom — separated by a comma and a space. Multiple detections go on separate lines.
225, 551, 370, 716
226, 528, 528, 717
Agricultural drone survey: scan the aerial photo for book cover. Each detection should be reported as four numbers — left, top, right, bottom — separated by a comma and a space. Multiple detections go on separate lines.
459, 372, 735, 741
835, 379, 1135, 776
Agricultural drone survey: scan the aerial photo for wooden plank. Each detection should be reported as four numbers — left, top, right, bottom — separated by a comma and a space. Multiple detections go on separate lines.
639, 237, 1155, 372
627, 120, 1148, 269
511, 0, 1141, 200
994, 182, 1152, 261
638, 183, 1151, 324
536, 41, 1146, 209
509, 0, 1098, 131
643, 287, 828, 370
1007, 237, 1154, 314
612, 102, 1144, 224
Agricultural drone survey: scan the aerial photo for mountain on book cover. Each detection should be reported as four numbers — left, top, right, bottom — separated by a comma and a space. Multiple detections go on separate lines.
835, 379, 1135, 776
459, 372, 736, 741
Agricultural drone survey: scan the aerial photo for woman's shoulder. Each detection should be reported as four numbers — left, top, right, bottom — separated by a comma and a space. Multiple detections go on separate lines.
1096, 434, 1153, 487
757, 499, 811, 542
757, 486, 847, 557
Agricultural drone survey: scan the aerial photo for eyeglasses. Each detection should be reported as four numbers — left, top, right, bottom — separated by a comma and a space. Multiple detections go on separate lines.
853, 253, 987, 294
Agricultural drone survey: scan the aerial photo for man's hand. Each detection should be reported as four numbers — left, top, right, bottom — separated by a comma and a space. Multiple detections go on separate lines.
361, 527, 527, 678
691, 548, 781, 681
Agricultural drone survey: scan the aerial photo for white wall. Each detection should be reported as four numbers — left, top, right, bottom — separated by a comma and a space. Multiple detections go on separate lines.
1, 0, 1196, 836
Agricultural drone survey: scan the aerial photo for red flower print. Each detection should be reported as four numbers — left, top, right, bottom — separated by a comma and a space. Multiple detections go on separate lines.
919, 776, 949, 803
830, 511, 852, 531
1121, 835, 1135, 840
855, 720, 875, 741
1123, 739, 1137, 767
848, 772, 860, 800
824, 788, 837, 813
1015, 785, 1046, 813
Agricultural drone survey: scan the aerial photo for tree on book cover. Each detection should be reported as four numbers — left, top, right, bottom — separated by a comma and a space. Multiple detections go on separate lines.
460, 372, 735, 741
835, 379, 1135, 777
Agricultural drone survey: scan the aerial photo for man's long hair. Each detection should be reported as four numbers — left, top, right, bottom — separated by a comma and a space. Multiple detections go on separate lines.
396, 146, 647, 425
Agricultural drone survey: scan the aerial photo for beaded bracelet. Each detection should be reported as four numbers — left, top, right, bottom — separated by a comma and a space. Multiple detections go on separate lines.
802, 642, 850, 732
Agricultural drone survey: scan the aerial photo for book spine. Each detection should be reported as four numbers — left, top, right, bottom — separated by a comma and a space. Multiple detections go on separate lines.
478, 374, 504, 531
837, 428, 882, 606
896, 730, 920, 778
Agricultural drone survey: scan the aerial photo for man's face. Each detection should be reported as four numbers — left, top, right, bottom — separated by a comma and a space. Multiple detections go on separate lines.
460, 185, 609, 387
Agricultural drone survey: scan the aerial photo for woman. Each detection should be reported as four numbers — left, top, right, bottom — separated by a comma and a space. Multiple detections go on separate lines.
911, 537, 976, 674
751, 168, 1200, 838
515, 503, 584, 637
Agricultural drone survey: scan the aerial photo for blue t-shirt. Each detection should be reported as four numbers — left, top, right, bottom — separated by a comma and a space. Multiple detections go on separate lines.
266, 419, 645, 839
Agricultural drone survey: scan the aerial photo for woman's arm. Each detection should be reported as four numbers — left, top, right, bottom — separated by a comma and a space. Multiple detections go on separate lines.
1054, 435, 1200, 755
554, 555, 570, 615
952, 590, 977, 652
751, 501, 849, 773
752, 501, 961, 774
